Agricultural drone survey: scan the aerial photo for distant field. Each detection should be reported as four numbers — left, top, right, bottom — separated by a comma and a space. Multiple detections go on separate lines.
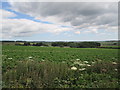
2, 45, 118, 62
100, 46, 120, 48
2, 45, 119, 88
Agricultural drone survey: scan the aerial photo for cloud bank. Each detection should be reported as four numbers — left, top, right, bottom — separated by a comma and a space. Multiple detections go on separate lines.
1, 9, 72, 39
1, 2, 118, 40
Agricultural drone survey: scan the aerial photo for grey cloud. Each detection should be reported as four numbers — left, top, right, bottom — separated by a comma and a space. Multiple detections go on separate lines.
10, 2, 117, 26
93, 13, 118, 26
1, 9, 72, 39
7, 2, 118, 35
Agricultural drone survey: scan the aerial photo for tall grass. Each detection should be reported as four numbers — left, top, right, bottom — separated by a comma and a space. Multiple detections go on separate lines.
2, 60, 119, 88
3, 60, 70, 88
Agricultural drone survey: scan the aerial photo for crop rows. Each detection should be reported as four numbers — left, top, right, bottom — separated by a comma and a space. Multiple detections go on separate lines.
2, 45, 118, 62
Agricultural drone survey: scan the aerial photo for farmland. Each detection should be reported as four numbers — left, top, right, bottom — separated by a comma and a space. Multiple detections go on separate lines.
2, 45, 119, 88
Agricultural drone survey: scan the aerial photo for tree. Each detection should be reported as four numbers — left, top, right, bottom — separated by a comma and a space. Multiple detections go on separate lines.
77, 42, 101, 48
69, 42, 78, 48
35, 42, 43, 46
24, 42, 30, 46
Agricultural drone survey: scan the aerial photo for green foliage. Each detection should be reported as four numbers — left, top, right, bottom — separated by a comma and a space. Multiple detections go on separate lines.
3, 60, 70, 88
77, 42, 101, 48
51, 42, 68, 47
33, 42, 43, 46
2, 45, 118, 62
23, 42, 30, 46
51, 42, 101, 48
33, 42, 48, 46
2, 60, 119, 88
2, 45, 119, 88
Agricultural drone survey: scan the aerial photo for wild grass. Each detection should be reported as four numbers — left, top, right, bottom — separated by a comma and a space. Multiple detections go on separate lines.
2, 59, 119, 88
3, 60, 69, 88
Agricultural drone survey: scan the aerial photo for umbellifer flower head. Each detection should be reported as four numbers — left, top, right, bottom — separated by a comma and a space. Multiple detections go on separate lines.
84, 61, 89, 63
114, 69, 118, 71
87, 64, 91, 67
8, 58, 12, 60
76, 59, 80, 61
112, 62, 117, 65
29, 56, 32, 59
71, 66, 77, 70
79, 68, 86, 71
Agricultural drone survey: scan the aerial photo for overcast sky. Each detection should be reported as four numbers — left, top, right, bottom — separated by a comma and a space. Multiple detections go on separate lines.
0, 1, 118, 41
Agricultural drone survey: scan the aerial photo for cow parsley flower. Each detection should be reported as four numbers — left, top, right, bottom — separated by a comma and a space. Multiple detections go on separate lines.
71, 66, 77, 70
41, 60, 45, 62
114, 69, 118, 71
79, 68, 86, 71
76, 59, 80, 61
87, 64, 91, 67
8, 58, 12, 60
29, 56, 32, 59
112, 62, 117, 65
79, 64, 86, 66
84, 61, 89, 63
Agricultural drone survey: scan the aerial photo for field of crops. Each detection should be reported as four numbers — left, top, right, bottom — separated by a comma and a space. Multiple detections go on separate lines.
2, 45, 119, 88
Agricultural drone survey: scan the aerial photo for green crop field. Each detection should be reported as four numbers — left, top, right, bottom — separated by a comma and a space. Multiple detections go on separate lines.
2, 45, 119, 88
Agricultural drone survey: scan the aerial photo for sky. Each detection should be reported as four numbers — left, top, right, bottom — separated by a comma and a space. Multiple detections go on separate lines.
0, 1, 118, 41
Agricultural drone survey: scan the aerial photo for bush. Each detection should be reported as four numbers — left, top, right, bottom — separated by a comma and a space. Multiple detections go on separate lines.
77, 42, 101, 48
24, 42, 30, 46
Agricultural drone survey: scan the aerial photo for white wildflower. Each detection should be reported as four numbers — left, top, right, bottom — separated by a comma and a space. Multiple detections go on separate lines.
79, 64, 86, 66
92, 62, 95, 64
8, 58, 12, 60
87, 64, 91, 67
71, 66, 77, 70
76, 59, 80, 61
41, 60, 45, 62
28, 56, 32, 59
112, 62, 117, 65
114, 69, 118, 71
79, 68, 86, 71
84, 61, 89, 63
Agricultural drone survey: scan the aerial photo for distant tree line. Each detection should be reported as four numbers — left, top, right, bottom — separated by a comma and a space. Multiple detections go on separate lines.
32, 42, 48, 46
51, 42, 101, 48
15, 42, 49, 46
15, 41, 101, 48
15, 41, 100, 48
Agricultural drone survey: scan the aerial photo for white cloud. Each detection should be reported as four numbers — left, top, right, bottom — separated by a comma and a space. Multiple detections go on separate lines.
74, 31, 81, 34
0, 9, 16, 18
1, 2, 118, 39
84, 29, 98, 33
1, 9, 73, 39
8, 2, 118, 32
